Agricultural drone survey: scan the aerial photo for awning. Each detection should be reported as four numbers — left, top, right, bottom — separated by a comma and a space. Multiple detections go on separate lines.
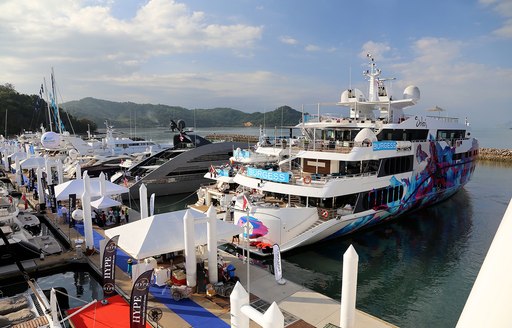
90, 196, 121, 209
105, 209, 243, 260
54, 178, 129, 201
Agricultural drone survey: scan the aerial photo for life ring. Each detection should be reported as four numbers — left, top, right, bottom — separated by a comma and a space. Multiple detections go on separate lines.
321, 209, 329, 219
303, 176, 312, 184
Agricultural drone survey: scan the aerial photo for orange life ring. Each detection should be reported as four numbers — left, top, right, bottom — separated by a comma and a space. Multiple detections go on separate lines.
303, 176, 312, 184
321, 209, 329, 218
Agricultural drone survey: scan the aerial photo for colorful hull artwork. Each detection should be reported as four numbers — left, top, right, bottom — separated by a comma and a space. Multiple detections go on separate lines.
329, 139, 478, 239
239, 139, 478, 245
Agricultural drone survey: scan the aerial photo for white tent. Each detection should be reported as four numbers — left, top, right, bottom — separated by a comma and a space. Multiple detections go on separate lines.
54, 177, 129, 201
104, 209, 243, 260
18, 157, 45, 169
8, 151, 27, 161
90, 196, 122, 209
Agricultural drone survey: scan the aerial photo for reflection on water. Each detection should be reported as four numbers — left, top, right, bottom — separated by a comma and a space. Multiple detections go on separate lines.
284, 190, 475, 327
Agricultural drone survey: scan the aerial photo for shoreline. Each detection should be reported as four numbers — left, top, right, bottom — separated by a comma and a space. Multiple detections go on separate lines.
479, 148, 512, 162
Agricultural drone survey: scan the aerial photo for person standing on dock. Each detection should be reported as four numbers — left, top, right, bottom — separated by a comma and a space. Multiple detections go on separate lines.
61, 204, 68, 224
127, 258, 133, 278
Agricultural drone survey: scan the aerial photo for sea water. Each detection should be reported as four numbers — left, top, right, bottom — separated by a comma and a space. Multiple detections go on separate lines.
127, 126, 511, 327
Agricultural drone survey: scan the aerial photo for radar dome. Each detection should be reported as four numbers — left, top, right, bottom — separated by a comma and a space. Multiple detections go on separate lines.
403, 85, 420, 102
340, 88, 365, 103
354, 128, 377, 143
41, 131, 61, 149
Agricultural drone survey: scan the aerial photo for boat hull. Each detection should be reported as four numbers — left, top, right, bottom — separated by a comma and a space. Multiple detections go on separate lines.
234, 139, 479, 254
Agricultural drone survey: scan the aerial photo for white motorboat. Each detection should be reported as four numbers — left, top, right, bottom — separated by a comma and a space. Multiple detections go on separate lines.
200, 54, 479, 255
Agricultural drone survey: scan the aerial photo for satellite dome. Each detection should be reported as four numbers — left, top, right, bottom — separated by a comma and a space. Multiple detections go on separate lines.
403, 85, 420, 102
354, 128, 377, 143
340, 88, 365, 103
41, 131, 61, 149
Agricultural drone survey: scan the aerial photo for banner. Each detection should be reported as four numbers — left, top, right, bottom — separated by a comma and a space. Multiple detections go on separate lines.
68, 194, 76, 228
272, 244, 286, 285
102, 235, 119, 296
48, 184, 57, 213
149, 193, 155, 216
130, 269, 154, 328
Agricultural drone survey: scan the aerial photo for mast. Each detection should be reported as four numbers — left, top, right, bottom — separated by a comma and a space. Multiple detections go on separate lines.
43, 78, 53, 132
364, 53, 381, 102
51, 67, 64, 134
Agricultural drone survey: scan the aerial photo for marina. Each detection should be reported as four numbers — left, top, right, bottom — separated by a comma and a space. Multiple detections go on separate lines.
0, 129, 511, 327
0, 177, 396, 327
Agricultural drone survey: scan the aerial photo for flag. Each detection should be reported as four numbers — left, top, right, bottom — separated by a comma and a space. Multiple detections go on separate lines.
102, 235, 119, 296
130, 269, 154, 328
242, 194, 249, 211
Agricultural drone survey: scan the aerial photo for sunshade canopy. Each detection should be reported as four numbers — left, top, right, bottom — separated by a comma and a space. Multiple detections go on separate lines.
90, 196, 121, 209
54, 177, 129, 201
105, 209, 243, 260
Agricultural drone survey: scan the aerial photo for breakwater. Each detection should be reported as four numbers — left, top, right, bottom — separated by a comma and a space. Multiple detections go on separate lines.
479, 148, 512, 162
205, 134, 259, 143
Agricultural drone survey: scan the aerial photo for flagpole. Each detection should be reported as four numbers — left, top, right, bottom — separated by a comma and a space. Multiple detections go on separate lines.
246, 207, 250, 297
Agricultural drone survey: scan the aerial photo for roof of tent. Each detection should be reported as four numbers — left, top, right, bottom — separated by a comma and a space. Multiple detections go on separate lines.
91, 196, 121, 209
54, 178, 129, 201
104, 209, 243, 260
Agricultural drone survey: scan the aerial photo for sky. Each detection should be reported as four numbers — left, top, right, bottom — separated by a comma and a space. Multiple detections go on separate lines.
0, 0, 511, 128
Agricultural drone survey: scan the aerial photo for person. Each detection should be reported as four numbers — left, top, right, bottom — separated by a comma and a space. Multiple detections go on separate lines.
125, 207, 129, 223
91, 210, 98, 225
60, 204, 68, 224
120, 209, 126, 224
99, 211, 107, 227
21, 193, 28, 210
232, 234, 240, 244
114, 208, 120, 225
127, 258, 133, 278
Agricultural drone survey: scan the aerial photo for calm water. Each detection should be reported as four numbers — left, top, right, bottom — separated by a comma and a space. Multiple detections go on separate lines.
120, 126, 512, 327
282, 161, 512, 327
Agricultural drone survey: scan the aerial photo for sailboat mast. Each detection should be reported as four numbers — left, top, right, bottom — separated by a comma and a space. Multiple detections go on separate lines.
43, 77, 53, 132
51, 67, 64, 134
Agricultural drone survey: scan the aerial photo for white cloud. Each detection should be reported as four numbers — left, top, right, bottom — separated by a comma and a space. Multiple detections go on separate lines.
386, 37, 512, 127
360, 41, 391, 60
305, 44, 321, 52
0, 0, 262, 92
480, 0, 512, 38
280, 36, 298, 45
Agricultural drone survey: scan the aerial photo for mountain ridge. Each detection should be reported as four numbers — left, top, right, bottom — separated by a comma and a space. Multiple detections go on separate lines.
63, 97, 304, 128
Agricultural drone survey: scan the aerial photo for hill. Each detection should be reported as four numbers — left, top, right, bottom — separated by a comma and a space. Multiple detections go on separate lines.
63, 97, 303, 128
0, 84, 96, 137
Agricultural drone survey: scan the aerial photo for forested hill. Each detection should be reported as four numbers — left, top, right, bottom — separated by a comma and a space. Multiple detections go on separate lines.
0, 84, 95, 137
63, 97, 303, 128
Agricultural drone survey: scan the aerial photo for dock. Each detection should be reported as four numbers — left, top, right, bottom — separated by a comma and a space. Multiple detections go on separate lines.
2, 172, 397, 328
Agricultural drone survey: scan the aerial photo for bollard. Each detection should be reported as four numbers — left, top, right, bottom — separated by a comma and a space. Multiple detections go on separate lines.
340, 245, 359, 328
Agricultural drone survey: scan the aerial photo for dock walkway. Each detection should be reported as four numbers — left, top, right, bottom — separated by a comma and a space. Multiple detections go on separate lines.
4, 172, 397, 328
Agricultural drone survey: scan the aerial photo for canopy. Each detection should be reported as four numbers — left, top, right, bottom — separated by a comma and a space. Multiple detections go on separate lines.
105, 209, 243, 260
7, 151, 27, 161
18, 156, 46, 169
54, 178, 129, 201
90, 196, 121, 209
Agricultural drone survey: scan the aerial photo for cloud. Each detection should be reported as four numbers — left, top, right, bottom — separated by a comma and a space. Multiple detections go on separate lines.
0, 0, 262, 90
280, 36, 298, 45
360, 41, 392, 60
304, 44, 321, 52
385, 37, 512, 127
480, 0, 512, 38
